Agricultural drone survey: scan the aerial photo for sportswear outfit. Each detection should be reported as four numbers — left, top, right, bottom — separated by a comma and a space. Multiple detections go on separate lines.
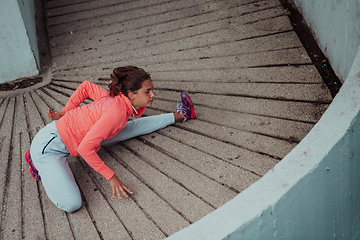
29, 81, 175, 212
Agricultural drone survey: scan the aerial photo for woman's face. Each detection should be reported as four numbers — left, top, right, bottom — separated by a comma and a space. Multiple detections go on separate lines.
130, 79, 155, 110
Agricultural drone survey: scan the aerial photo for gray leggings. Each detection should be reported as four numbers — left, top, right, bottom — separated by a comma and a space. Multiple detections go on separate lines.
30, 113, 175, 212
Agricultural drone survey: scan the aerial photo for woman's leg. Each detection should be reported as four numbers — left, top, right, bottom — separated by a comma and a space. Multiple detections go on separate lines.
101, 113, 178, 145
101, 89, 196, 146
30, 122, 82, 212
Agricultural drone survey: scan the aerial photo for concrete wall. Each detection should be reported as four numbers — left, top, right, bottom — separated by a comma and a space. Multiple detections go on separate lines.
166, 0, 360, 239
0, 0, 39, 83
292, 0, 360, 82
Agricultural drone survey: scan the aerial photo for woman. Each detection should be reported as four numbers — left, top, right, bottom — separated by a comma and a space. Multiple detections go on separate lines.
25, 66, 196, 212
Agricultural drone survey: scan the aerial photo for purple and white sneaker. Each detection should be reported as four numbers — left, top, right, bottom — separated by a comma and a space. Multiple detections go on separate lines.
177, 91, 197, 121
25, 150, 41, 180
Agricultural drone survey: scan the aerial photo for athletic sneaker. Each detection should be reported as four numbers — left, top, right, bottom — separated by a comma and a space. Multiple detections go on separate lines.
25, 150, 41, 180
177, 91, 197, 121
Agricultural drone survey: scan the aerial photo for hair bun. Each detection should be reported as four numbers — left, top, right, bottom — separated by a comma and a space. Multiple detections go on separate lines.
108, 66, 151, 97
110, 73, 119, 83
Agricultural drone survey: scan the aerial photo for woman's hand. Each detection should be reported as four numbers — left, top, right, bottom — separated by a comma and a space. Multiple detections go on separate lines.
47, 109, 65, 120
108, 174, 133, 200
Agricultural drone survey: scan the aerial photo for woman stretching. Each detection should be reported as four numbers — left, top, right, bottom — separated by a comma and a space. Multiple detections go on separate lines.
25, 66, 196, 212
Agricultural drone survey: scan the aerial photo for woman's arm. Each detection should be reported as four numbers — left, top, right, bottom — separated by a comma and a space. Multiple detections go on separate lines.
76, 106, 133, 197
77, 112, 120, 180
62, 81, 109, 113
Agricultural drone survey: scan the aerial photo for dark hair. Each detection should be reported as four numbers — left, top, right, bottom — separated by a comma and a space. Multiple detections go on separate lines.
108, 66, 151, 97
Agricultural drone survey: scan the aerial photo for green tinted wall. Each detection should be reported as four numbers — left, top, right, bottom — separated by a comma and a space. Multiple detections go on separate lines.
293, 0, 360, 81
0, 0, 39, 83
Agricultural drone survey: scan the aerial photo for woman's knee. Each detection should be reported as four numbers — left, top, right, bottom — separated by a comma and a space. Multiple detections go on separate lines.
58, 196, 82, 213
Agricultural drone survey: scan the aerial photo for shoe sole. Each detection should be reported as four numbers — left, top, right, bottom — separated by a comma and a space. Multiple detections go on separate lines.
25, 150, 41, 181
182, 92, 197, 119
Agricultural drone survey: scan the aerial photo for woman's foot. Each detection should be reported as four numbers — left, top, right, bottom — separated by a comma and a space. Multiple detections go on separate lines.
25, 150, 41, 180
177, 91, 197, 121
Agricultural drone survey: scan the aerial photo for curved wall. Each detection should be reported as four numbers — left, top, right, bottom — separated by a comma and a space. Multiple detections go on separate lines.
293, 0, 360, 81
0, 0, 39, 83
166, 0, 360, 239
166, 49, 360, 239
16, 0, 40, 69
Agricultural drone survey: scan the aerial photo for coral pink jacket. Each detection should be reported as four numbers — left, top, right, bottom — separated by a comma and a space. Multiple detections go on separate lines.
56, 81, 144, 180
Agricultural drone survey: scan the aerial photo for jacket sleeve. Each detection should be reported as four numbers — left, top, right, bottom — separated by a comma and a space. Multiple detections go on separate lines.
62, 81, 109, 113
77, 108, 126, 180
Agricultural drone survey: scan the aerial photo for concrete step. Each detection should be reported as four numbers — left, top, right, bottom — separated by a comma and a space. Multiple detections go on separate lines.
47, 0, 223, 37
50, 13, 292, 57
48, 0, 281, 46
51, 30, 301, 71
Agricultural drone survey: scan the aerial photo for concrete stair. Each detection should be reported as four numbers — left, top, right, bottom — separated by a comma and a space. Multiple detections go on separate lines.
0, 0, 332, 239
